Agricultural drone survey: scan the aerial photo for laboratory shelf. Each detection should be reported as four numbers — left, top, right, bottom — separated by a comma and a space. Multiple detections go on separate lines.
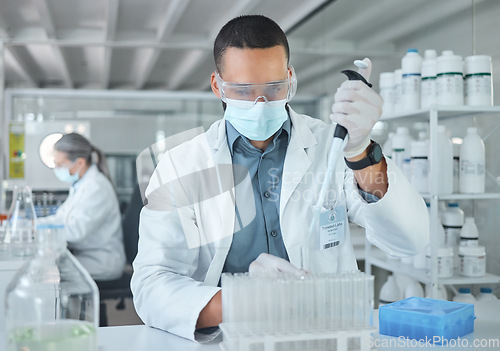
367, 251, 429, 284
369, 105, 500, 299
440, 273, 500, 285
420, 192, 500, 201
380, 105, 500, 122
366, 248, 500, 286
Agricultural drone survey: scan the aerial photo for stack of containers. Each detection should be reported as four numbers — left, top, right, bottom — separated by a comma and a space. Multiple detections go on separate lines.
379, 49, 494, 115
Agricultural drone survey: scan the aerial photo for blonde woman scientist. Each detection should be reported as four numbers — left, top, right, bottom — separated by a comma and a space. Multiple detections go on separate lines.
40, 133, 126, 281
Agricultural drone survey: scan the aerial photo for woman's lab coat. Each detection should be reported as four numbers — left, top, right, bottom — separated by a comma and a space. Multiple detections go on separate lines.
40, 164, 126, 281
131, 108, 429, 341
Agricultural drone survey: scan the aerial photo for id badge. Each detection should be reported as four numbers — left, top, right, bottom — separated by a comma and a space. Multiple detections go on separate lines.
319, 205, 346, 250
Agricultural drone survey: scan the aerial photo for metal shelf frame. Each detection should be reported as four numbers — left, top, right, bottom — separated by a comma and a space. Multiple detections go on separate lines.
366, 105, 500, 298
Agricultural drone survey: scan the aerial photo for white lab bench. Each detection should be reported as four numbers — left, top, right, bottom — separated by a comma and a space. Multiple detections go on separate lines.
94, 300, 500, 351
0, 299, 498, 350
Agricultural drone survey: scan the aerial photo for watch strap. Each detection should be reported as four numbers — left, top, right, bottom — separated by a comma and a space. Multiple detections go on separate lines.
344, 141, 382, 170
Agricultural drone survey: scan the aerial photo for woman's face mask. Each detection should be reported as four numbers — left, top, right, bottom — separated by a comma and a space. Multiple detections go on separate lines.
53, 160, 80, 184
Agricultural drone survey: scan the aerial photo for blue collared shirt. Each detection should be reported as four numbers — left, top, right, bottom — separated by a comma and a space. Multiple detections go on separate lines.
221, 116, 379, 274
222, 118, 291, 274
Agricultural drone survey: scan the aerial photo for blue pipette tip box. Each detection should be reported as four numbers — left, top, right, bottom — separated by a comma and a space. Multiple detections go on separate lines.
379, 297, 475, 344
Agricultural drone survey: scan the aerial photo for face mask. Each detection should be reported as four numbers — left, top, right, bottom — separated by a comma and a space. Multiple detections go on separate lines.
54, 166, 80, 184
223, 98, 288, 141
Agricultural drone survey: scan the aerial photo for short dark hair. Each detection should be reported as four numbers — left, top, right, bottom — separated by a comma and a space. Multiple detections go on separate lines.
213, 15, 290, 73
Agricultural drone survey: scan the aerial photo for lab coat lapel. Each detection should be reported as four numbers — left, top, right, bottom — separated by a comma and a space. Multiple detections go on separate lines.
203, 120, 235, 286
280, 110, 316, 218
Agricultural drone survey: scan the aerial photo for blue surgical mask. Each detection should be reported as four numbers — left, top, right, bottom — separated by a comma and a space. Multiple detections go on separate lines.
223, 98, 288, 141
54, 166, 80, 184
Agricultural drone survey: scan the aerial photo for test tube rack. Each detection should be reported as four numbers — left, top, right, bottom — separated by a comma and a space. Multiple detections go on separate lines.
220, 271, 375, 351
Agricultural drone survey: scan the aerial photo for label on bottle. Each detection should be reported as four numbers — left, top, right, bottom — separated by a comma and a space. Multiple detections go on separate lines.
402, 75, 421, 95
392, 149, 406, 169
460, 159, 485, 176
436, 73, 464, 104
465, 74, 492, 100
421, 77, 436, 108
443, 225, 461, 247
410, 157, 429, 193
459, 254, 485, 277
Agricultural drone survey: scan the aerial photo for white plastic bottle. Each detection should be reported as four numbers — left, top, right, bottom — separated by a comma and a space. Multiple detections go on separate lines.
436, 50, 464, 106
426, 245, 453, 279
401, 49, 422, 112
432, 125, 453, 194
403, 278, 424, 299
392, 127, 412, 170
379, 275, 402, 306
410, 131, 429, 193
460, 217, 479, 247
459, 127, 485, 194
425, 284, 448, 301
452, 140, 461, 193
379, 72, 396, 117
393, 69, 403, 115
382, 132, 395, 159
476, 287, 498, 302
459, 245, 486, 277
452, 287, 476, 304
421, 49, 437, 109
464, 55, 493, 106
442, 202, 464, 269
441, 203, 464, 247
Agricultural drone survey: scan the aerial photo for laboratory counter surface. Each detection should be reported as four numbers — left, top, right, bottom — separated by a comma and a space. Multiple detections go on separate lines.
1, 300, 499, 350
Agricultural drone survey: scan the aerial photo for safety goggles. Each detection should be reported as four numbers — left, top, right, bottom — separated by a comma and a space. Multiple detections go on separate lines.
215, 66, 297, 104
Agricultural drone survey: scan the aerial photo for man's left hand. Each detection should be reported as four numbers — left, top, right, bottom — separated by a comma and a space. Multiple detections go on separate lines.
330, 58, 383, 159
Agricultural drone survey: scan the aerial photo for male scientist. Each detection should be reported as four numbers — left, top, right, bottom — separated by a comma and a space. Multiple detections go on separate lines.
131, 15, 429, 341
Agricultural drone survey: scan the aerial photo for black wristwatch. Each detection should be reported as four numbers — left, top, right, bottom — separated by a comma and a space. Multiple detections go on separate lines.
344, 140, 383, 170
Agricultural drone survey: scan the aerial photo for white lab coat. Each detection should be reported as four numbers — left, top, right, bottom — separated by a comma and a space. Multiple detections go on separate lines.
131, 108, 429, 341
39, 164, 126, 281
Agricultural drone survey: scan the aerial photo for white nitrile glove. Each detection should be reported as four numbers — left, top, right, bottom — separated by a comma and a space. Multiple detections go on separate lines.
330, 58, 383, 159
248, 253, 306, 277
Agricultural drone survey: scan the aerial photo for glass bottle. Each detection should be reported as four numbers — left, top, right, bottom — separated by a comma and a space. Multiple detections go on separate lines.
3, 185, 37, 257
5, 224, 99, 351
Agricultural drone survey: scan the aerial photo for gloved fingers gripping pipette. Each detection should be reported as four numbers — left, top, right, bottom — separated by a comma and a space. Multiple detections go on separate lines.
304, 58, 377, 271
332, 58, 382, 158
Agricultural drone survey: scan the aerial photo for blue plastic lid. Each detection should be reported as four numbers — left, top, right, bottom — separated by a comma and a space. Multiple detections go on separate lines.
459, 287, 471, 294
37, 224, 64, 230
447, 202, 459, 207
480, 287, 492, 293
407, 48, 418, 53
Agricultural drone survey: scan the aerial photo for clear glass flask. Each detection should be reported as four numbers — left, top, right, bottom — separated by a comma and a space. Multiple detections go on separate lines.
3, 185, 37, 257
5, 224, 99, 351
